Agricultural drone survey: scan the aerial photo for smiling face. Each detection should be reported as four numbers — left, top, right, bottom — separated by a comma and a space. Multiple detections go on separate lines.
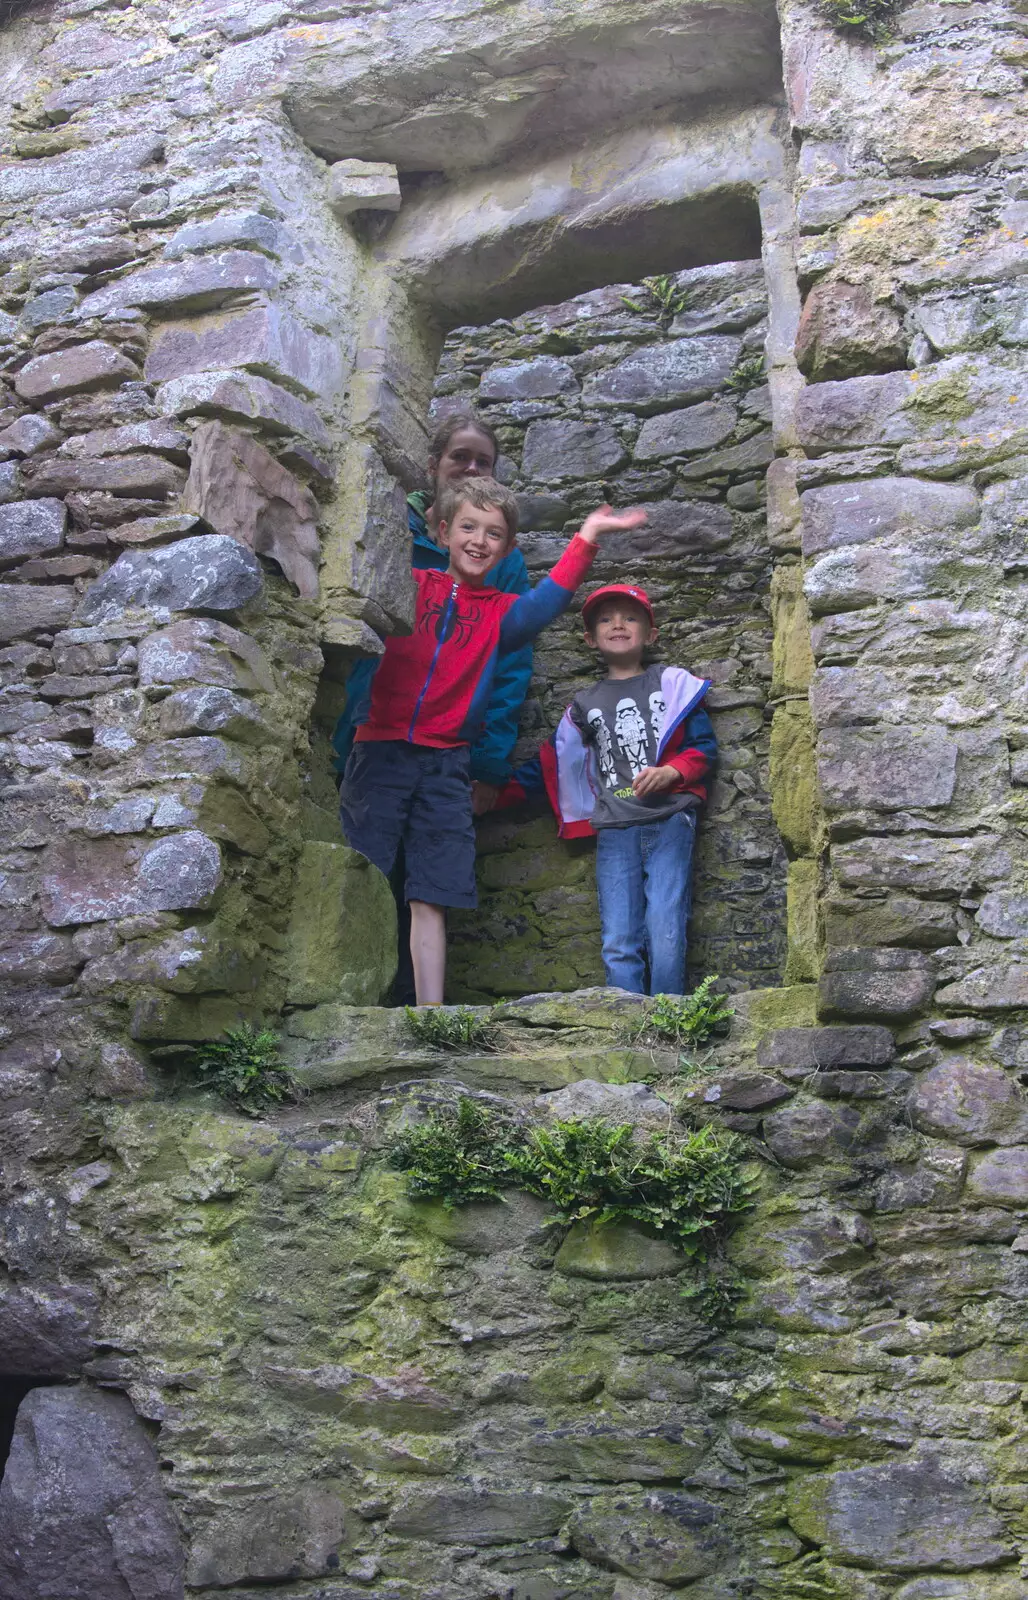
584, 599, 657, 672
438, 498, 513, 586
429, 426, 497, 496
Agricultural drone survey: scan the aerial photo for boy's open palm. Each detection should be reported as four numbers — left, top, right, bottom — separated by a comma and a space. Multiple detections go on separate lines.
578, 505, 648, 545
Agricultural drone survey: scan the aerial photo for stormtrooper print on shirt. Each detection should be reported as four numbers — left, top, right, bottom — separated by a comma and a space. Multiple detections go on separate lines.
570, 663, 698, 830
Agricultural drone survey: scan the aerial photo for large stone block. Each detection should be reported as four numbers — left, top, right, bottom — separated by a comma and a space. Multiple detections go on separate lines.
0, 584, 76, 642
795, 357, 1028, 457
284, 842, 397, 1006
554, 1220, 684, 1280
910, 1058, 1028, 1147
0, 132, 164, 208
183, 421, 320, 599
41, 831, 223, 926
158, 686, 265, 743
0, 1282, 97, 1375
582, 337, 741, 412
186, 1488, 346, 1588
787, 1455, 1012, 1572
155, 369, 331, 449
327, 157, 401, 216
22, 453, 185, 500
817, 726, 958, 812
634, 399, 737, 459
803, 543, 937, 616
818, 965, 935, 1021
757, 1026, 895, 1070
832, 835, 1007, 895
762, 1100, 863, 1168
966, 1147, 1028, 1208
935, 964, 1028, 1012
522, 1423, 710, 1483
145, 306, 341, 403
521, 420, 627, 482
14, 341, 139, 403
0, 1386, 184, 1600
0, 499, 66, 568
800, 477, 979, 557
77, 251, 278, 318
137, 618, 274, 694
569, 1491, 725, 1584
795, 282, 905, 382
387, 1488, 571, 1545
76, 535, 263, 624
479, 355, 579, 402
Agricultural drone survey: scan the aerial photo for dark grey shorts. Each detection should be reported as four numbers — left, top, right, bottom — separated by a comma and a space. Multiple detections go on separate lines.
339, 740, 478, 909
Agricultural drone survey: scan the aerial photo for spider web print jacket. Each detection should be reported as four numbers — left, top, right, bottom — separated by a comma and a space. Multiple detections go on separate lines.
497, 666, 717, 838
352, 534, 599, 751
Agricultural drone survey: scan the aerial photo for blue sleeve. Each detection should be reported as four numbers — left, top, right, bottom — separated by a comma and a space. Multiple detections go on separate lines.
685, 705, 718, 765
330, 657, 378, 776
469, 546, 533, 784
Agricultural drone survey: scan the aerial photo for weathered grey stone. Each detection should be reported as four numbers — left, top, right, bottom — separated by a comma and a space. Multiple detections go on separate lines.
22, 454, 185, 500
77, 251, 278, 318
0, 463, 21, 503
818, 726, 958, 812
183, 422, 321, 599
0, 932, 81, 984
57, 421, 190, 460
14, 342, 139, 404
145, 307, 341, 404
800, 477, 979, 557
787, 1454, 1013, 1572
536, 1079, 669, 1125
554, 1221, 683, 1279
795, 282, 906, 381
284, 842, 398, 1006
516, 492, 570, 530
111, 515, 201, 547
570, 1491, 725, 1584
137, 617, 274, 693
598, 497, 733, 560
186, 1489, 346, 1588
757, 1026, 896, 1071
0, 584, 76, 643
521, 420, 627, 482
0, 1282, 97, 1375
327, 158, 401, 217
634, 399, 737, 459
804, 543, 938, 615
158, 686, 265, 743
677, 428, 774, 480
0, 500, 66, 568
832, 835, 1008, 895
155, 369, 330, 449
694, 1071, 793, 1110
76, 536, 263, 624
479, 356, 579, 401
0, 415, 62, 458
796, 357, 1028, 457
0, 1386, 184, 1600
387, 1488, 571, 1545
583, 337, 741, 412
41, 831, 222, 926
763, 1101, 862, 1168
0, 133, 164, 208
976, 891, 1028, 939
966, 1146, 1028, 1207
20, 287, 78, 331
936, 964, 1028, 1012
522, 1422, 710, 1482
414, 1188, 550, 1256
163, 212, 285, 261
910, 1057, 1028, 1147
818, 966, 936, 1021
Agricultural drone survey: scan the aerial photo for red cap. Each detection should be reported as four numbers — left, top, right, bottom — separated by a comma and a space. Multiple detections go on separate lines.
582, 583, 654, 628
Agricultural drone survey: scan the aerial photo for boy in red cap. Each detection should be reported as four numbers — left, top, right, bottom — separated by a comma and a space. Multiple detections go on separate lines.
498, 583, 717, 995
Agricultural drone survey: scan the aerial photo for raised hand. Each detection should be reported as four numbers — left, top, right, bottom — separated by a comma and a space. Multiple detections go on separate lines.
577, 504, 648, 546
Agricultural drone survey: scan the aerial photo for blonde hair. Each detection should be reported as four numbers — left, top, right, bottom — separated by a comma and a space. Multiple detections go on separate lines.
436, 476, 519, 544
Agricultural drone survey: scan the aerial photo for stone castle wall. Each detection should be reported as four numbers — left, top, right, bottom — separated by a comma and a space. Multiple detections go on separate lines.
0, 0, 1027, 1594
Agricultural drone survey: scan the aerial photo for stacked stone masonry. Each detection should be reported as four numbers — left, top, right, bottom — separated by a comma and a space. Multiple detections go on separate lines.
0, 0, 1026, 1595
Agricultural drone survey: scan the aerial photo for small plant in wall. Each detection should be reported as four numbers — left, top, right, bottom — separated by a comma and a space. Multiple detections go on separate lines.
816, 0, 898, 43
190, 1024, 298, 1116
621, 274, 689, 330
387, 1095, 754, 1322
404, 1004, 498, 1053
726, 353, 766, 391
629, 977, 734, 1051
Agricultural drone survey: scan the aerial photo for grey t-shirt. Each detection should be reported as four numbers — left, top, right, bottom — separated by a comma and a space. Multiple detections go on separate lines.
570, 664, 696, 830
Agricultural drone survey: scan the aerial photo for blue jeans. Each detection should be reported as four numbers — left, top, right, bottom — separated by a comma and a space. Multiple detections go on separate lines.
594, 810, 697, 996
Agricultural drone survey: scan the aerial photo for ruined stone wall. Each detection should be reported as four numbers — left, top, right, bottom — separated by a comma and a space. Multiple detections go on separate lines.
434, 264, 787, 1000
1, 0, 1027, 1596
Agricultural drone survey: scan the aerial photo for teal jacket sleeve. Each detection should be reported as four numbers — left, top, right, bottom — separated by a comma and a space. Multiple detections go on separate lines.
469, 545, 534, 785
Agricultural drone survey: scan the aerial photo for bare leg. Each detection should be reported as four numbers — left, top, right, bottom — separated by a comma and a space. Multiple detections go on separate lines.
409, 900, 446, 1005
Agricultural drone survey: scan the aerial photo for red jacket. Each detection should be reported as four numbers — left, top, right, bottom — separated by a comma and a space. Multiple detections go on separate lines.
355, 534, 597, 749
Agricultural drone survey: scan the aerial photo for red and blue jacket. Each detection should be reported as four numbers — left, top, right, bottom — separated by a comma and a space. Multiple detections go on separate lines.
499, 666, 717, 838
353, 534, 598, 751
